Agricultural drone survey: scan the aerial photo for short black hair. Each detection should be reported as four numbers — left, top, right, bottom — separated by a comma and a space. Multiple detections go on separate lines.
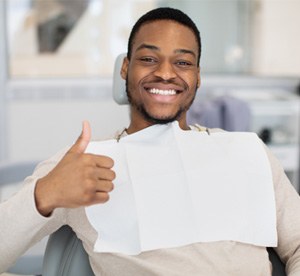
127, 7, 201, 66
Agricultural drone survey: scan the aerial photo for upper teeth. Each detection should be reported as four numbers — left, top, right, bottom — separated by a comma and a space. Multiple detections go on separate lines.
149, 88, 176, 95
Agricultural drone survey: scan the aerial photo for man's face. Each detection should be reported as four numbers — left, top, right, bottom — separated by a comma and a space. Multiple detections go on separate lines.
121, 20, 200, 131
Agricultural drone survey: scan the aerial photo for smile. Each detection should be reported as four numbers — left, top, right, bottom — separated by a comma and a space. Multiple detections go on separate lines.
148, 88, 177, 96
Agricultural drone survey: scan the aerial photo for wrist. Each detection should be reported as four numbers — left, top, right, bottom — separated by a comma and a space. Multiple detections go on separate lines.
34, 177, 56, 217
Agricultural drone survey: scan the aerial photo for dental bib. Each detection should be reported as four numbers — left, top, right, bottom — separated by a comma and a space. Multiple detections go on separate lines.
85, 121, 277, 255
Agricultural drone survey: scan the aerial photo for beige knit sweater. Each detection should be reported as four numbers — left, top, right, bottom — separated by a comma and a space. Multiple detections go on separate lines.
1, 128, 300, 275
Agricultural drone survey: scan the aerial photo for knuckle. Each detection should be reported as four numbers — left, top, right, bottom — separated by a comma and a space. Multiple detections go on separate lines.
108, 158, 114, 167
110, 170, 116, 180
101, 181, 114, 192
83, 166, 93, 178
84, 179, 96, 192
105, 169, 116, 181
82, 193, 93, 204
99, 180, 112, 192
108, 182, 114, 192
103, 156, 114, 168
83, 154, 93, 164
101, 193, 110, 203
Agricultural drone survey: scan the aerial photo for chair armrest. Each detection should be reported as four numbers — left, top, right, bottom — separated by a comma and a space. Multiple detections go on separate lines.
42, 225, 94, 276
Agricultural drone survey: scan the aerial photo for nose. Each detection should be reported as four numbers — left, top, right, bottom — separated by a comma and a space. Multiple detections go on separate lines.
153, 60, 176, 81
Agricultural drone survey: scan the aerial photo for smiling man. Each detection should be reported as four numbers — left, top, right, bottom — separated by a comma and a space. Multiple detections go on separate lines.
122, 15, 200, 132
1, 7, 300, 276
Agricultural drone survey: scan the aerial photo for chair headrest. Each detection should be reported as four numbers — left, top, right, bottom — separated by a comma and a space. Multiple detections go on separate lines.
112, 53, 129, 105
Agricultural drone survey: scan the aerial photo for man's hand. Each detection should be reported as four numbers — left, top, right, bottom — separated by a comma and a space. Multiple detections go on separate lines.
35, 121, 115, 216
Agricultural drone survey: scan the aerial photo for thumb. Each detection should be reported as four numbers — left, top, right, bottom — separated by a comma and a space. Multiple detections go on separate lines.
69, 120, 91, 154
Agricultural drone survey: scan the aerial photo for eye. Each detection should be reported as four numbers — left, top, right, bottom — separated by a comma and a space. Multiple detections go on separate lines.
176, 60, 193, 67
139, 57, 157, 64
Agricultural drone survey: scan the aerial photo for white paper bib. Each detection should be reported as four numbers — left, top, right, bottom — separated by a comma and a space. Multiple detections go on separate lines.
85, 121, 277, 255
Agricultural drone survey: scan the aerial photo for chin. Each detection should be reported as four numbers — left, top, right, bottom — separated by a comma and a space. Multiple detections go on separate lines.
143, 110, 183, 125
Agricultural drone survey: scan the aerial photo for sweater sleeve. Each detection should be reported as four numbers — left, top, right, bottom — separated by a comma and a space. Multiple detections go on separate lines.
0, 148, 68, 272
265, 146, 300, 275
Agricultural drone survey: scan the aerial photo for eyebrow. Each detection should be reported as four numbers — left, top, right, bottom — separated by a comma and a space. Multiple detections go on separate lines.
136, 43, 159, 52
174, 48, 196, 58
136, 43, 196, 58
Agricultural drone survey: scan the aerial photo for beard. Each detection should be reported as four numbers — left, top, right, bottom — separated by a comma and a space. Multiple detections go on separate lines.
125, 76, 196, 125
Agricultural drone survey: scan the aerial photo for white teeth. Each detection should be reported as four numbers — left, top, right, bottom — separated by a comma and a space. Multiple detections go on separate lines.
148, 88, 177, 95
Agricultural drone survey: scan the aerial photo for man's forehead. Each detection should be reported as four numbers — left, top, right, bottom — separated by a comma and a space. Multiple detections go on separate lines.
131, 20, 198, 52
136, 19, 191, 36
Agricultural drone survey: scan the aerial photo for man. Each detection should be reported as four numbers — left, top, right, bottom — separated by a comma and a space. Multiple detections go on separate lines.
1, 7, 300, 275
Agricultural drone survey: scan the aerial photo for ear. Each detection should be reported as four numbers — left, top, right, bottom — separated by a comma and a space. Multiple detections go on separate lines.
197, 67, 201, 88
121, 57, 129, 80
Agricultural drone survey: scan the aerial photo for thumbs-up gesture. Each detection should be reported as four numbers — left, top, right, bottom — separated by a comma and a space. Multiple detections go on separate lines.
35, 121, 115, 216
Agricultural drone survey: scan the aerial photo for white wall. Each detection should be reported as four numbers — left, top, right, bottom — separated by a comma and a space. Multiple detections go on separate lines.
0, 1, 8, 162
7, 96, 130, 162
252, 0, 300, 76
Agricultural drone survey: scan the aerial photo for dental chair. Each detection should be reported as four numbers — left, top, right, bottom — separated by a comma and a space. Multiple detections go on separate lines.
42, 225, 93, 276
0, 160, 44, 275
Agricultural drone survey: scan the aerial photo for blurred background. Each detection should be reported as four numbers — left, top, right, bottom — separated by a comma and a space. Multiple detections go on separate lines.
1, 0, 300, 187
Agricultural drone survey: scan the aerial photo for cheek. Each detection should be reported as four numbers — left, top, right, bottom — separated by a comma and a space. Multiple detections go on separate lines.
127, 67, 148, 92
189, 75, 199, 91
126, 73, 144, 102
127, 75, 139, 94
177, 70, 198, 85
126, 68, 137, 89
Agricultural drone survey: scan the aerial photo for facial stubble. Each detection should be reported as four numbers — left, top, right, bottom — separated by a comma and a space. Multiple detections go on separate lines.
125, 76, 197, 125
